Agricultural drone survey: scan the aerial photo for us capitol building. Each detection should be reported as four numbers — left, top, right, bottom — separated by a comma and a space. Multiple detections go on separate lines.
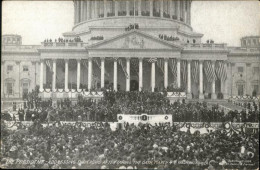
1, 0, 260, 102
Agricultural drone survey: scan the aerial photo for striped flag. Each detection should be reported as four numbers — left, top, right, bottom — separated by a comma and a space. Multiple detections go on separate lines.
181, 60, 187, 87
204, 61, 216, 83
215, 61, 227, 81
118, 59, 129, 79
45, 60, 53, 74
156, 58, 164, 75
192, 60, 199, 83
130, 58, 139, 77
148, 58, 157, 63
169, 59, 177, 79
93, 58, 101, 70
82, 60, 88, 69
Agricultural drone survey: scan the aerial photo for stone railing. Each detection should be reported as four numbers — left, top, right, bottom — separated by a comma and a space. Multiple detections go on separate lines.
184, 43, 227, 49
2, 45, 40, 51
41, 42, 84, 47
167, 92, 186, 98
39, 89, 103, 99
230, 95, 260, 101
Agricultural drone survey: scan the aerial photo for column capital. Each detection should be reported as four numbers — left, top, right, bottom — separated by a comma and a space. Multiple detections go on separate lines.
100, 57, 105, 61
138, 57, 143, 61
186, 59, 192, 63
126, 57, 131, 61
149, 58, 157, 63
52, 59, 57, 63
88, 57, 93, 61
15, 61, 21, 65
76, 59, 81, 62
64, 59, 69, 63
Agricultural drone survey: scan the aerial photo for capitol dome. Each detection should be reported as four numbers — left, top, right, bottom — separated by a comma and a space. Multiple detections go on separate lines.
64, 0, 203, 44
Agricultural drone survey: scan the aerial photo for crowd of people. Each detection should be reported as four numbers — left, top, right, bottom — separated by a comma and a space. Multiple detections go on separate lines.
7, 91, 259, 123
43, 36, 82, 43
1, 120, 259, 169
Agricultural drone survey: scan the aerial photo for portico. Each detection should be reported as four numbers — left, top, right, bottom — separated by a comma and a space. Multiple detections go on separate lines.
38, 30, 229, 100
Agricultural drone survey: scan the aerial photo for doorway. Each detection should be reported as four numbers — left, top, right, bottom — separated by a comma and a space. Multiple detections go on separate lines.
130, 80, 139, 91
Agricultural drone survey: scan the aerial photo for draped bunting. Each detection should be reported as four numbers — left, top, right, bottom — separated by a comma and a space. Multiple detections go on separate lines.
181, 60, 187, 87
169, 59, 177, 79
82, 60, 88, 69
215, 61, 227, 81
204, 61, 216, 83
130, 58, 139, 77
156, 59, 164, 75
191, 61, 199, 84
147, 58, 157, 63
118, 59, 129, 79
45, 60, 53, 74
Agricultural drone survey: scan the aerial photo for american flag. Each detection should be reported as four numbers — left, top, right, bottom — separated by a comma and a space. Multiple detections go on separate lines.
169, 59, 177, 79
148, 58, 157, 63
82, 60, 88, 69
156, 58, 164, 75
215, 61, 227, 81
181, 60, 187, 87
45, 60, 53, 74
130, 58, 139, 77
204, 61, 216, 83
191, 60, 199, 83
118, 59, 129, 79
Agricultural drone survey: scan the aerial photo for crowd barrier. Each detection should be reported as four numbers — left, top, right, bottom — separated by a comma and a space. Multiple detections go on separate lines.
39, 90, 104, 99
4, 121, 259, 133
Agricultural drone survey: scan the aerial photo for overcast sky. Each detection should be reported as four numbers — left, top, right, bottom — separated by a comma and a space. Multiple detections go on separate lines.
2, 1, 260, 46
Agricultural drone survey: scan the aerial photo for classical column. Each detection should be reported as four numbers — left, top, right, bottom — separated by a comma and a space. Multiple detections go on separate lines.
40, 60, 44, 91
182, 0, 185, 22
87, 0, 91, 20
149, 0, 153, 17
211, 60, 217, 99
94, 0, 98, 18
88, 58, 93, 91
177, 1, 180, 21
223, 61, 229, 99
81, 0, 84, 22
126, 58, 130, 91
138, 0, 142, 16
52, 59, 56, 91
169, 0, 173, 18
101, 57, 105, 88
77, 1, 80, 23
177, 59, 181, 88
64, 59, 69, 91
113, 58, 118, 91
199, 60, 204, 99
139, 58, 143, 91
104, 0, 107, 17
115, 0, 118, 16
187, 0, 191, 25
151, 60, 156, 92
164, 58, 168, 89
126, 0, 130, 16
187, 60, 192, 99
74, 1, 77, 24
160, 0, 164, 18
77, 59, 81, 90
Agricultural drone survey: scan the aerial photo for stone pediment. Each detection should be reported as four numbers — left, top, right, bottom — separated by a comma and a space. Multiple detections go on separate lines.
86, 30, 182, 50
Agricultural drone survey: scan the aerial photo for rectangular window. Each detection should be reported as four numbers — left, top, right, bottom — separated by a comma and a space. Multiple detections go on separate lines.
238, 67, 244, 73
23, 66, 29, 72
6, 83, 13, 95
7, 65, 13, 71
